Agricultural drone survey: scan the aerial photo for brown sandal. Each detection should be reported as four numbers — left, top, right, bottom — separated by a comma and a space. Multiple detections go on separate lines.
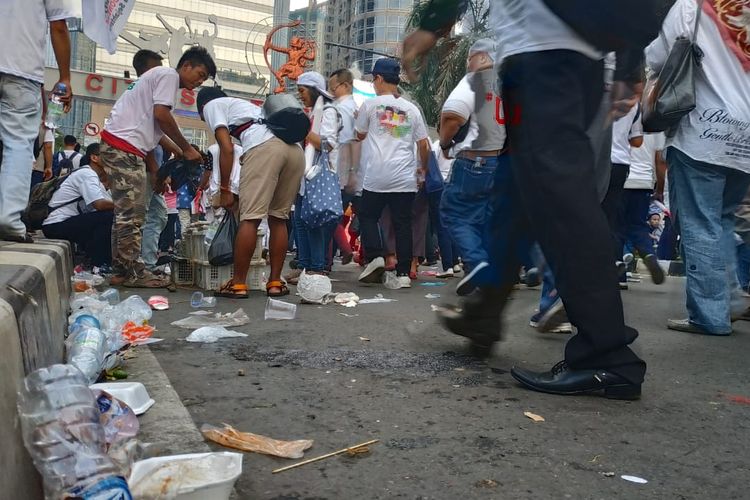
215, 279, 249, 299
266, 280, 290, 297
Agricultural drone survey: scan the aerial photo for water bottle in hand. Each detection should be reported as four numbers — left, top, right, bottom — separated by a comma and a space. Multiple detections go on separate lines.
44, 82, 67, 129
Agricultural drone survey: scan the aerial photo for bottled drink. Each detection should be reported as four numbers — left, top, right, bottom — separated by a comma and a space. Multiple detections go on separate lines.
44, 83, 67, 130
18, 364, 132, 499
66, 326, 107, 384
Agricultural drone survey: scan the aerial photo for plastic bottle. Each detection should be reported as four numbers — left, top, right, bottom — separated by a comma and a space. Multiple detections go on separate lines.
66, 326, 108, 384
204, 217, 221, 248
17, 364, 133, 499
44, 83, 67, 129
191, 291, 217, 308
99, 288, 121, 306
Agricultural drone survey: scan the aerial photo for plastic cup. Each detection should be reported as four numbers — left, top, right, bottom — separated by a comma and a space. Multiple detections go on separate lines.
191, 291, 204, 308
264, 298, 297, 320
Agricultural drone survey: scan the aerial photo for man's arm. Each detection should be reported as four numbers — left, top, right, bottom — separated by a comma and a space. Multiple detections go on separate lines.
654, 150, 668, 202
629, 136, 644, 148
43, 142, 53, 180
153, 105, 202, 162
92, 199, 115, 211
49, 20, 72, 112
214, 127, 236, 210
145, 150, 165, 194
439, 111, 467, 158
159, 136, 182, 159
417, 138, 430, 180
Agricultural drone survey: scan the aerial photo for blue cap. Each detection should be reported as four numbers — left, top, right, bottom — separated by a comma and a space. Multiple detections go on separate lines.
370, 58, 401, 79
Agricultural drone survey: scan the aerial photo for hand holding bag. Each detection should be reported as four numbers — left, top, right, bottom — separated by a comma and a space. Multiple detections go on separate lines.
641, 0, 704, 133
300, 146, 344, 229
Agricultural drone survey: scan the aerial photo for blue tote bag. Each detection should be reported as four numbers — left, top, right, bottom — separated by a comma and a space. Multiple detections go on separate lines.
300, 148, 344, 229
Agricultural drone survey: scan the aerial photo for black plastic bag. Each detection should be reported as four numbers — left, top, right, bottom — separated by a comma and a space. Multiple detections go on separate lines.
208, 211, 237, 266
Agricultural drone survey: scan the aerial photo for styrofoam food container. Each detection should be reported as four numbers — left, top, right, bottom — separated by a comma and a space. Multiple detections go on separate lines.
129, 452, 243, 500
89, 382, 155, 415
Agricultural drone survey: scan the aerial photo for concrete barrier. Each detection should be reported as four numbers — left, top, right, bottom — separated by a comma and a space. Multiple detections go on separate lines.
0, 239, 72, 499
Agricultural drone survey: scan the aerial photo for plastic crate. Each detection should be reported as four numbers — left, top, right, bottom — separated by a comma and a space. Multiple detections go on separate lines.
195, 263, 233, 291
247, 261, 267, 291
190, 227, 209, 264
252, 229, 266, 261
173, 260, 194, 287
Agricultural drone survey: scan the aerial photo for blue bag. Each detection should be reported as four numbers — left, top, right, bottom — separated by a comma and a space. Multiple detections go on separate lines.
424, 150, 445, 193
300, 148, 344, 229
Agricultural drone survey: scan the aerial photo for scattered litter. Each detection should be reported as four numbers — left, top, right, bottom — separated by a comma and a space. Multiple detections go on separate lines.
121, 321, 155, 344
90, 382, 154, 416
189, 310, 214, 316
430, 304, 442, 312
133, 338, 163, 346
424, 293, 441, 299
333, 292, 360, 308
475, 479, 498, 489
601, 472, 615, 478
338, 313, 359, 318
523, 411, 545, 422
420, 281, 446, 287
237, 369, 245, 377
621, 475, 648, 484
272, 439, 379, 474
201, 424, 313, 459
359, 337, 371, 342
171, 308, 250, 329
590, 454, 601, 463
191, 291, 217, 308
726, 394, 750, 405
421, 271, 437, 277
129, 452, 242, 500
265, 298, 297, 320
359, 294, 397, 304
186, 326, 248, 343
93, 390, 139, 447
147, 295, 169, 311
298, 271, 332, 303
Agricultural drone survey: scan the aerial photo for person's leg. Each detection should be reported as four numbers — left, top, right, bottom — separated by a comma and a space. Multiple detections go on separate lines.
233, 218, 261, 283
501, 50, 645, 388
293, 195, 312, 270
100, 144, 148, 280
385, 192, 416, 276
411, 190, 429, 260
666, 147, 748, 334
141, 180, 167, 269
307, 225, 327, 272
159, 213, 177, 252
440, 157, 496, 274
736, 187, 750, 246
84, 211, 114, 266
428, 190, 454, 272
267, 216, 289, 284
600, 163, 629, 263
0, 74, 42, 238
358, 190, 388, 263
624, 189, 657, 257
736, 242, 750, 293
722, 169, 750, 318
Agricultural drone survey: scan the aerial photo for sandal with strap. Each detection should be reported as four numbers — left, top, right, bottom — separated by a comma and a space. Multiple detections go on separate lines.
123, 270, 170, 288
215, 279, 249, 299
266, 280, 290, 297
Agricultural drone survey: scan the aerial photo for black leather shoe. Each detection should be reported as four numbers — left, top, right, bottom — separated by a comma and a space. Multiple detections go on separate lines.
437, 286, 512, 352
511, 361, 641, 400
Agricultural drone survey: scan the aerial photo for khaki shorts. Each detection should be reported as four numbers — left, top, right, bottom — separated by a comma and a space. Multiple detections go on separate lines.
238, 137, 305, 221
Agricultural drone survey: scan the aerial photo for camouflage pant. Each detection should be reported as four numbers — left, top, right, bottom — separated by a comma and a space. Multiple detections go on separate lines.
100, 143, 147, 278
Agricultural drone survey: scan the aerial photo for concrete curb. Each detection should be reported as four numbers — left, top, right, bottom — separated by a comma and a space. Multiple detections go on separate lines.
126, 346, 209, 456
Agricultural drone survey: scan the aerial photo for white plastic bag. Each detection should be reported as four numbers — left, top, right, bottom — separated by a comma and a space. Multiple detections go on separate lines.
186, 326, 248, 343
297, 271, 332, 303
171, 308, 250, 329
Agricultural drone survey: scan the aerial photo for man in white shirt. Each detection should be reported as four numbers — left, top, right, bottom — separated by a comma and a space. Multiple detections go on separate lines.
55, 134, 82, 176
647, 0, 750, 336
101, 46, 213, 288
0, 0, 73, 242
42, 143, 114, 267
355, 58, 430, 288
196, 87, 305, 299
402, 0, 669, 399
438, 38, 507, 295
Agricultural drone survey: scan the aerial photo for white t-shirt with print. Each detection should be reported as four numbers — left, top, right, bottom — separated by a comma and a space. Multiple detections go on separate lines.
201, 97, 275, 155
43, 167, 111, 226
207, 143, 243, 196
611, 104, 643, 165
626, 133, 666, 190
0, 0, 75, 83
646, 0, 750, 174
491, 0, 601, 65
355, 95, 429, 193
104, 66, 180, 154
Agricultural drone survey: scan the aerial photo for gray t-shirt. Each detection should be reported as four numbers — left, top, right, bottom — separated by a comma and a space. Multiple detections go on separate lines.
442, 68, 507, 153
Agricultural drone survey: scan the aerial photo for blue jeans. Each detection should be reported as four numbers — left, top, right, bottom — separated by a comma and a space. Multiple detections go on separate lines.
141, 180, 167, 268
293, 195, 334, 272
0, 74, 42, 236
441, 155, 501, 277
737, 241, 750, 292
428, 189, 457, 271
668, 147, 750, 333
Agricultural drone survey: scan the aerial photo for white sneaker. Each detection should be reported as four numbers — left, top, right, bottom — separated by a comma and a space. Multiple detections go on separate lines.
453, 265, 462, 274
397, 275, 412, 288
359, 256, 385, 283
436, 269, 454, 279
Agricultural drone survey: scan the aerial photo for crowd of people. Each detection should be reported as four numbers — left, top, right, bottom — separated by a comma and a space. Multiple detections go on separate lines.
1, 0, 748, 401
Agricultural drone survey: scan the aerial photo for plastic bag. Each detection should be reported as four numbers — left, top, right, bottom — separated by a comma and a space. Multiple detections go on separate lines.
171, 308, 250, 330
121, 322, 155, 344
94, 390, 139, 448
201, 423, 313, 459
383, 271, 402, 290
207, 211, 237, 266
297, 271, 332, 303
186, 326, 248, 343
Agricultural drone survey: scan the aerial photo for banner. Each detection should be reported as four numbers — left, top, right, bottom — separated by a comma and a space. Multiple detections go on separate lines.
82, 0, 136, 54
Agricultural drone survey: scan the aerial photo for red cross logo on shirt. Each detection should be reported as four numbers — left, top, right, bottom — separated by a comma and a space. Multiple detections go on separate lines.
485, 92, 494, 102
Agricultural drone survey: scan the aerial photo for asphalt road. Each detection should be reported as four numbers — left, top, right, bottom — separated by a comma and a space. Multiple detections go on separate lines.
145, 263, 750, 499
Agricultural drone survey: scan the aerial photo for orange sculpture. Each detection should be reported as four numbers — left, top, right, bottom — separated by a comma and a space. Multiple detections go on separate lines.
264, 20, 317, 94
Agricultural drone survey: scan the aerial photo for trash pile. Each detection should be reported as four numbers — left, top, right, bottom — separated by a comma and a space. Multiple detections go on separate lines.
15, 274, 246, 499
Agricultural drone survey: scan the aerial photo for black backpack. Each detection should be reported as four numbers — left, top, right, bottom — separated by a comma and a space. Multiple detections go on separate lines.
53, 150, 79, 177
22, 170, 85, 230
542, 0, 676, 50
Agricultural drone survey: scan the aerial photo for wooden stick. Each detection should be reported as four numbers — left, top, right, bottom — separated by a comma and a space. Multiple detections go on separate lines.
272, 439, 380, 474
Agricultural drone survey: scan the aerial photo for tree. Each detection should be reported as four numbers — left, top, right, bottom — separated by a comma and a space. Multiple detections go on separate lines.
402, 0, 490, 127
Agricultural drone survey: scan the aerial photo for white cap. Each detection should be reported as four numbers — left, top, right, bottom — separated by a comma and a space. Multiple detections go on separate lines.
297, 71, 333, 100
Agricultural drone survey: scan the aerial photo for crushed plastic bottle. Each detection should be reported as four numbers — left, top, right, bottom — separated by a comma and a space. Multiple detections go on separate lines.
99, 288, 121, 306
190, 291, 217, 308
66, 326, 108, 384
17, 364, 132, 500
